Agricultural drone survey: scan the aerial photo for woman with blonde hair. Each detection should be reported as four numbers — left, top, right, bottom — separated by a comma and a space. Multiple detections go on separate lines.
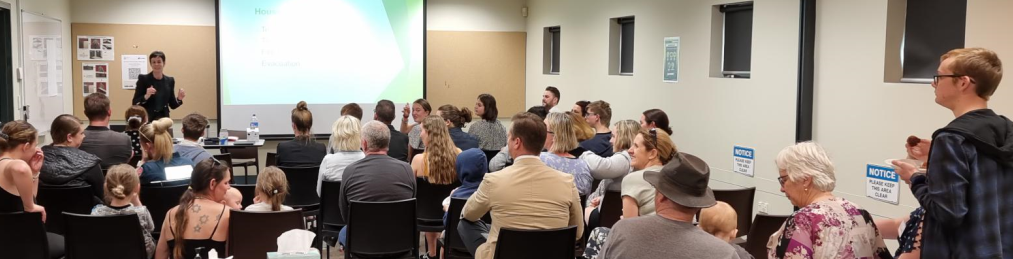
277, 101, 327, 167
247, 166, 293, 212
317, 115, 365, 195
582, 120, 640, 213
540, 112, 593, 195
91, 164, 156, 258
571, 112, 596, 142
411, 115, 461, 259
620, 128, 677, 218
138, 118, 194, 184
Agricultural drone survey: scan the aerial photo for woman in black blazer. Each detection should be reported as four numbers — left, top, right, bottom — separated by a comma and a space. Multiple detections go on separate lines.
131, 51, 185, 120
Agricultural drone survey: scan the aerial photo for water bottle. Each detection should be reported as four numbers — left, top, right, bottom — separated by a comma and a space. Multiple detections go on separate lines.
219, 128, 228, 145
250, 114, 259, 130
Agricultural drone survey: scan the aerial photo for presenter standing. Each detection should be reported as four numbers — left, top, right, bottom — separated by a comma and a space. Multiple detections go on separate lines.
132, 51, 185, 120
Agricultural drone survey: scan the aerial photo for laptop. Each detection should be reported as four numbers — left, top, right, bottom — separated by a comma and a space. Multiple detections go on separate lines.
163, 165, 194, 182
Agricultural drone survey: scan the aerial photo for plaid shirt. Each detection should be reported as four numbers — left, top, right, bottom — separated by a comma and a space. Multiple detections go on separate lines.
910, 109, 1013, 259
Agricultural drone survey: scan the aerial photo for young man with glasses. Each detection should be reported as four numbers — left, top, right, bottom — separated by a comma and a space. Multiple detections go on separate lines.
894, 48, 1013, 258
581, 100, 614, 157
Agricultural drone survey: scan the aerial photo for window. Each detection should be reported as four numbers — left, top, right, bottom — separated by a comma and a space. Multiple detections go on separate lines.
543, 26, 561, 74
716, 2, 752, 78
900, 0, 966, 83
619, 17, 635, 74
0, 3, 12, 122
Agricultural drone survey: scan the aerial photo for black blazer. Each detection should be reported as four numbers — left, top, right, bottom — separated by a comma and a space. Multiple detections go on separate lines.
131, 73, 182, 120
387, 124, 410, 162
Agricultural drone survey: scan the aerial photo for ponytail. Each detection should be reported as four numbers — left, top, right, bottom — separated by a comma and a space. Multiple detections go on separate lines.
256, 167, 289, 211
172, 190, 195, 259
104, 164, 140, 204
140, 118, 174, 163
459, 107, 473, 124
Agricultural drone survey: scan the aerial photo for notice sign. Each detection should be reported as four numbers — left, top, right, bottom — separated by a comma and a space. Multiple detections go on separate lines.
866, 164, 899, 204
733, 146, 755, 177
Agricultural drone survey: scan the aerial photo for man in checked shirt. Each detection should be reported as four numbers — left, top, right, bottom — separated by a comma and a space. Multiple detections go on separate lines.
896, 48, 1013, 259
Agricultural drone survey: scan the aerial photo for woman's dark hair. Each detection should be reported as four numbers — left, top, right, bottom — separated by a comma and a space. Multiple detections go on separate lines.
0, 120, 38, 152
124, 105, 147, 131
291, 101, 313, 142
149, 51, 166, 62
575, 100, 590, 117
643, 109, 673, 135
50, 114, 82, 144
413, 98, 432, 113
438, 105, 473, 128
478, 94, 499, 121
526, 106, 548, 120
172, 158, 228, 259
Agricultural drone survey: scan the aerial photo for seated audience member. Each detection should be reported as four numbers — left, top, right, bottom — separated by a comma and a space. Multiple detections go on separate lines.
596, 153, 739, 259
91, 164, 156, 258
223, 188, 243, 210
369, 100, 408, 161
338, 121, 416, 247
340, 103, 363, 120
438, 105, 480, 150
582, 120, 640, 223
78, 93, 133, 168
526, 105, 548, 120
621, 129, 677, 218
443, 149, 487, 225
246, 166, 293, 212
277, 101, 326, 167
138, 118, 195, 185
487, 106, 549, 171
571, 111, 596, 143
0, 120, 65, 258
401, 98, 433, 159
540, 112, 593, 195
39, 115, 104, 203
318, 115, 365, 195
123, 105, 148, 158
542, 86, 561, 112
571, 100, 590, 118
769, 142, 890, 259
173, 113, 212, 164
412, 116, 461, 258
581, 101, 614, 157
154, 159, 232, 259
641, 109, 673, 135
458, 112, 583, 259
469, 94, 508, 152
699, 201, 753, 259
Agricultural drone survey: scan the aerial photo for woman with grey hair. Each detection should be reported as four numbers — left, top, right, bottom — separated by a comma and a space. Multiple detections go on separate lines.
767, 142, 891, 259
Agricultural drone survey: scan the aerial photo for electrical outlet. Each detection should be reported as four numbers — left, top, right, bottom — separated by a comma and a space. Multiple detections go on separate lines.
757, 201, 769, 215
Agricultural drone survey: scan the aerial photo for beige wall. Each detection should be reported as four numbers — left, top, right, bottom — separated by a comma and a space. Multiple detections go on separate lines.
814, 0, 1013, 219
526, 0, 801, 215
427, 0, 527, 32
70, 0, 215, 26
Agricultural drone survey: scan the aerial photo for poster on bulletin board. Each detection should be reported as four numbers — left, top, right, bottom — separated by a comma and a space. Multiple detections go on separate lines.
76, 35, 114, 61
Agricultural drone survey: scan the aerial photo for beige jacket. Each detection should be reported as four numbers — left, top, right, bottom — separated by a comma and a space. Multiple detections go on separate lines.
461, 156, 584, 259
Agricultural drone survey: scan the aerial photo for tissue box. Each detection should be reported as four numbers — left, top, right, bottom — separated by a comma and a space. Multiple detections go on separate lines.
266, 250, 320, 259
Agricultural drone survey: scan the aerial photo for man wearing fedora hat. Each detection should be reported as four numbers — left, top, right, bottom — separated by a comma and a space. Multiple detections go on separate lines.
599, 153, 740, 259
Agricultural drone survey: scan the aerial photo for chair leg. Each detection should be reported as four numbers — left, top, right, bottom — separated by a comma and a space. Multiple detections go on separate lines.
243, 165, 251, 184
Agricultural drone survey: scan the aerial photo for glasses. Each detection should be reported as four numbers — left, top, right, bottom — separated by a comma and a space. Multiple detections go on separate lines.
933, 74, 976, 85
777, 176, 788, 186
585, 112, 597, 118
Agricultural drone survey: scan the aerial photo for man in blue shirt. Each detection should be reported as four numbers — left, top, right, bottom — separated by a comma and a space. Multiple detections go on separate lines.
580, 100, 614, 157
896, 48, 1013, 259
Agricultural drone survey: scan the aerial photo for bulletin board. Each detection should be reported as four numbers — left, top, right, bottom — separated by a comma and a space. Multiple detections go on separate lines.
426, 31, 526, 117
71, 23, 217, 120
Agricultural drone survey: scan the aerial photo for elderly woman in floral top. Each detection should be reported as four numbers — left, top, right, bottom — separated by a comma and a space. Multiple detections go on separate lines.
768, 142, 892, 259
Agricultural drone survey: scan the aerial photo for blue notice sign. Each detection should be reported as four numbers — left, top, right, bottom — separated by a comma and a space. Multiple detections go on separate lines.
732, 146, 755, 177
866, 164, 899, 204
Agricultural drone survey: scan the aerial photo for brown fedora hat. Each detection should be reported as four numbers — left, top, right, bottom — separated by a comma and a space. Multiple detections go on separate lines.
643, 152, 716, 208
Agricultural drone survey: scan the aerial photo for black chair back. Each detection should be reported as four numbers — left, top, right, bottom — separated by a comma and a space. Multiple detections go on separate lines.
109, 124, 126, 132
494, 226, 577, 259
266, 152, 277, 167
444, 198, 473, 259
319, 180, 344, 227
37, 185, 96, 235
232, 184, 257, 209
213, 153, 236, 183
713, 187, 756, 238
63, 212, 147, 259
229, 210, 306, 259
278, 166, 321, 207
481, 150, 498, 163
416, 178, 458, 232
598, 191, 623, 228
346, 199, 417, 258
0, 212, 49, 259
140, 183, 189, 239
745, 213, 790, 259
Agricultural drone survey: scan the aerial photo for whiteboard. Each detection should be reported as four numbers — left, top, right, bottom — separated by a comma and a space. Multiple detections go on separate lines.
20, 11, 64, 133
